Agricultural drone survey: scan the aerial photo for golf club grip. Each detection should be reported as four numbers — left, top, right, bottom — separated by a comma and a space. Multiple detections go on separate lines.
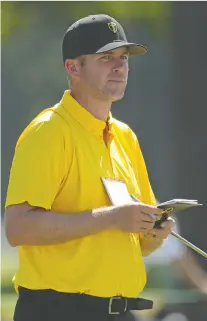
154, 213, 169, 228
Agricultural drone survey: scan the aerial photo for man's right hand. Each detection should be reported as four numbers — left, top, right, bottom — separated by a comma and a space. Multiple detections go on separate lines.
110, 203, 162, 233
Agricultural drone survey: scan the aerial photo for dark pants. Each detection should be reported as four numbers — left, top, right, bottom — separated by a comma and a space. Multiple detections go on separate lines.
14, 287, 139, 321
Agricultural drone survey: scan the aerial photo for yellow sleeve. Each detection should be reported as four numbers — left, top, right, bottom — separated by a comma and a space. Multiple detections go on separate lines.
5, 113, 68, 210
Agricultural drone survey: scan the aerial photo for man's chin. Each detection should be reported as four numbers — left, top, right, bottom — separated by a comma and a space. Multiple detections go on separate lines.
110, 92, 125, 102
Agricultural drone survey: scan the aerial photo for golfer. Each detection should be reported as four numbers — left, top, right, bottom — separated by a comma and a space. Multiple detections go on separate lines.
5, 14, 174, 321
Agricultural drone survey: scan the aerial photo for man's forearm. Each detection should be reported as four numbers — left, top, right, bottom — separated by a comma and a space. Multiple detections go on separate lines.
5, 205, 115, 246
140, 235, 164, 256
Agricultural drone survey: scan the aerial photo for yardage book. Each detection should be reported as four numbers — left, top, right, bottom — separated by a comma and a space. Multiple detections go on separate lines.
157, 199, 202, 214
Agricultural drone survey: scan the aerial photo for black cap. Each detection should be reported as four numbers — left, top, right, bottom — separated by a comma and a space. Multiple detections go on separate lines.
62, 14, 147, 61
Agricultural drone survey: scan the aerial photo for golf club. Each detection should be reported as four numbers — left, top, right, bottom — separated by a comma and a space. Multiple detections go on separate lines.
171, 230, 207, 259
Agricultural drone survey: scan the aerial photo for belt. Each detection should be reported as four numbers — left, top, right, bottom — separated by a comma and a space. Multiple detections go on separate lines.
19, 287, 153, 315
94, 296, 154, 315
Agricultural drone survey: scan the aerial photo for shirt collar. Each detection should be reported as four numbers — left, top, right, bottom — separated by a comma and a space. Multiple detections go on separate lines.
60, 90, 113, 139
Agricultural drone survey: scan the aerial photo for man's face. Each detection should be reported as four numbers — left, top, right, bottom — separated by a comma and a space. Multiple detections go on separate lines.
76, 47, 129, 102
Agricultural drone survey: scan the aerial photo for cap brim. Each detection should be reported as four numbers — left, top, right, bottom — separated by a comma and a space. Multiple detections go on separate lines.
96, 41, 147, 55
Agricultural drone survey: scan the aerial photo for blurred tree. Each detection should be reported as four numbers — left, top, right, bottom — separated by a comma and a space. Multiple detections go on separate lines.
172, 1, 207, 271
59, 1, 171, 35
1, 2, 31, 41
171, 2, 207, 320
1, 1, 171, 42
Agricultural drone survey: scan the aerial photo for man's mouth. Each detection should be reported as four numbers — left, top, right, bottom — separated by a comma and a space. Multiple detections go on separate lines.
108, 79, 126, 83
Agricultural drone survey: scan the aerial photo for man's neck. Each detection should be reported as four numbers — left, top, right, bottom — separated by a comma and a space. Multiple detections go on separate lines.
70, 88, 112, 122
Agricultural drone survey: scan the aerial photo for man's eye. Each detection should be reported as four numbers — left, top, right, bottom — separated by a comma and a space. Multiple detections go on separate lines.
101, 55, 112, 60
121, 55, 129, 60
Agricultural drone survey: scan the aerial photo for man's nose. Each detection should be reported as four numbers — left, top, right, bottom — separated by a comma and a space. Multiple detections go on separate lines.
112, 58, 128, 73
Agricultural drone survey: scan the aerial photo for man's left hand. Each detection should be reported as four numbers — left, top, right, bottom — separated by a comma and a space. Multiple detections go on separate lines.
148, 218, 175, 239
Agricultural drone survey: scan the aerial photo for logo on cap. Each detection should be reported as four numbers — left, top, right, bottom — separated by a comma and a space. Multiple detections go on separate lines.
108, 22, 117, 33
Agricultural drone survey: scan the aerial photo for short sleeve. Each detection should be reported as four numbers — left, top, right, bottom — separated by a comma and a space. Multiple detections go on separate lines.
5, 113, 67, 210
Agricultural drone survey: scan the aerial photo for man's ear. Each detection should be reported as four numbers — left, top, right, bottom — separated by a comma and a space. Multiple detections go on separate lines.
64, 59, 79, 76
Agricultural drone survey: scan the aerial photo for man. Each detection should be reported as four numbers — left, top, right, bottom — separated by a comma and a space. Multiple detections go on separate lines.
5, 14, 174, 321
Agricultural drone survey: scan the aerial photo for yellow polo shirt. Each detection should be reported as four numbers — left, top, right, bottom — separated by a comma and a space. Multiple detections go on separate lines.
5, 90, 156, 298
